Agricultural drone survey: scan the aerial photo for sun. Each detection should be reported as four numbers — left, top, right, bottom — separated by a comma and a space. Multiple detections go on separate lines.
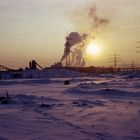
86, 42, 101, 56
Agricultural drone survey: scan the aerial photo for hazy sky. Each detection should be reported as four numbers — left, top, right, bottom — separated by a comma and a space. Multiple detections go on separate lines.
0, 0, 140, 68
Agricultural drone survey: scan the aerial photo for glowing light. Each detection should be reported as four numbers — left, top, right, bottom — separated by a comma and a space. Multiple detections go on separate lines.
86, 42, 101, 56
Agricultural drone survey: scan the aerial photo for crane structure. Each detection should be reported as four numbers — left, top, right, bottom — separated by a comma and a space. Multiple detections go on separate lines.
0, 65, 14, 72
29, 60, 44, 70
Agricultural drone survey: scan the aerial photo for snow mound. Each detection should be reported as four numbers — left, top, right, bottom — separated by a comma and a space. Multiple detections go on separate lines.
119, 71, 140, 79
67, 81, 140, 98
72, 99, 106, 107
0, 79, 51, 85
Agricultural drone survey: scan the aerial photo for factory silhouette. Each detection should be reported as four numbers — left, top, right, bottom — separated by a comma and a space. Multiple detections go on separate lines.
0, 58, 140, 78
1, 5, 140, 75
0, 35, 140, 74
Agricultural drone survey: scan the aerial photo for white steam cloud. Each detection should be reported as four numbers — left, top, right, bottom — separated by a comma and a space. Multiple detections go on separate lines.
61, 5, 109, 67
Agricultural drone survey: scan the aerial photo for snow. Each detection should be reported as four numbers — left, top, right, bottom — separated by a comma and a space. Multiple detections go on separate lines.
0, 70, 140, 140
0, 69, 87, 79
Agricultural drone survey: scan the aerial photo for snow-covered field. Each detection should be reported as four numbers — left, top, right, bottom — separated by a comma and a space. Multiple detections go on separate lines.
0, 71, 140, 140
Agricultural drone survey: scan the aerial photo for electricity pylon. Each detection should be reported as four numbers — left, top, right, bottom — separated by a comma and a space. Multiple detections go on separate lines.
136, 41, 140, 53
109, 52, 121, 71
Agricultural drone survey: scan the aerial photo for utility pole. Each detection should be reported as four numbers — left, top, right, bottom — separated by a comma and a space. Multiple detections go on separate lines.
109, 52, 121, 72
131, 60, 135, 71
124, 60, 135, 71
114, 53, 117, 70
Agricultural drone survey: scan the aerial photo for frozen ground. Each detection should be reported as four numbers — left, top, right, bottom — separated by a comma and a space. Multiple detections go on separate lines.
0, 72, 140, 140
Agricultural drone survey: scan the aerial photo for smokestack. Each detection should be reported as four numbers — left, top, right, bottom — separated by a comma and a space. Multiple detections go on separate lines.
61, 32, 88, 67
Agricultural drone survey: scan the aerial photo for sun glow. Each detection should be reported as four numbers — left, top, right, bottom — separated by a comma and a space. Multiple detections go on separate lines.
86, 42, 101, 56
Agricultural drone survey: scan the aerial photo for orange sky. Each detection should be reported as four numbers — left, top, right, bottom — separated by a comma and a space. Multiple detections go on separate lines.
0, 0, 140, 68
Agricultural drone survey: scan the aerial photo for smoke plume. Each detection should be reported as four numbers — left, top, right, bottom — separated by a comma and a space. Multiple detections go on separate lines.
61, 4, 109, 67
89, 5, 109, 25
